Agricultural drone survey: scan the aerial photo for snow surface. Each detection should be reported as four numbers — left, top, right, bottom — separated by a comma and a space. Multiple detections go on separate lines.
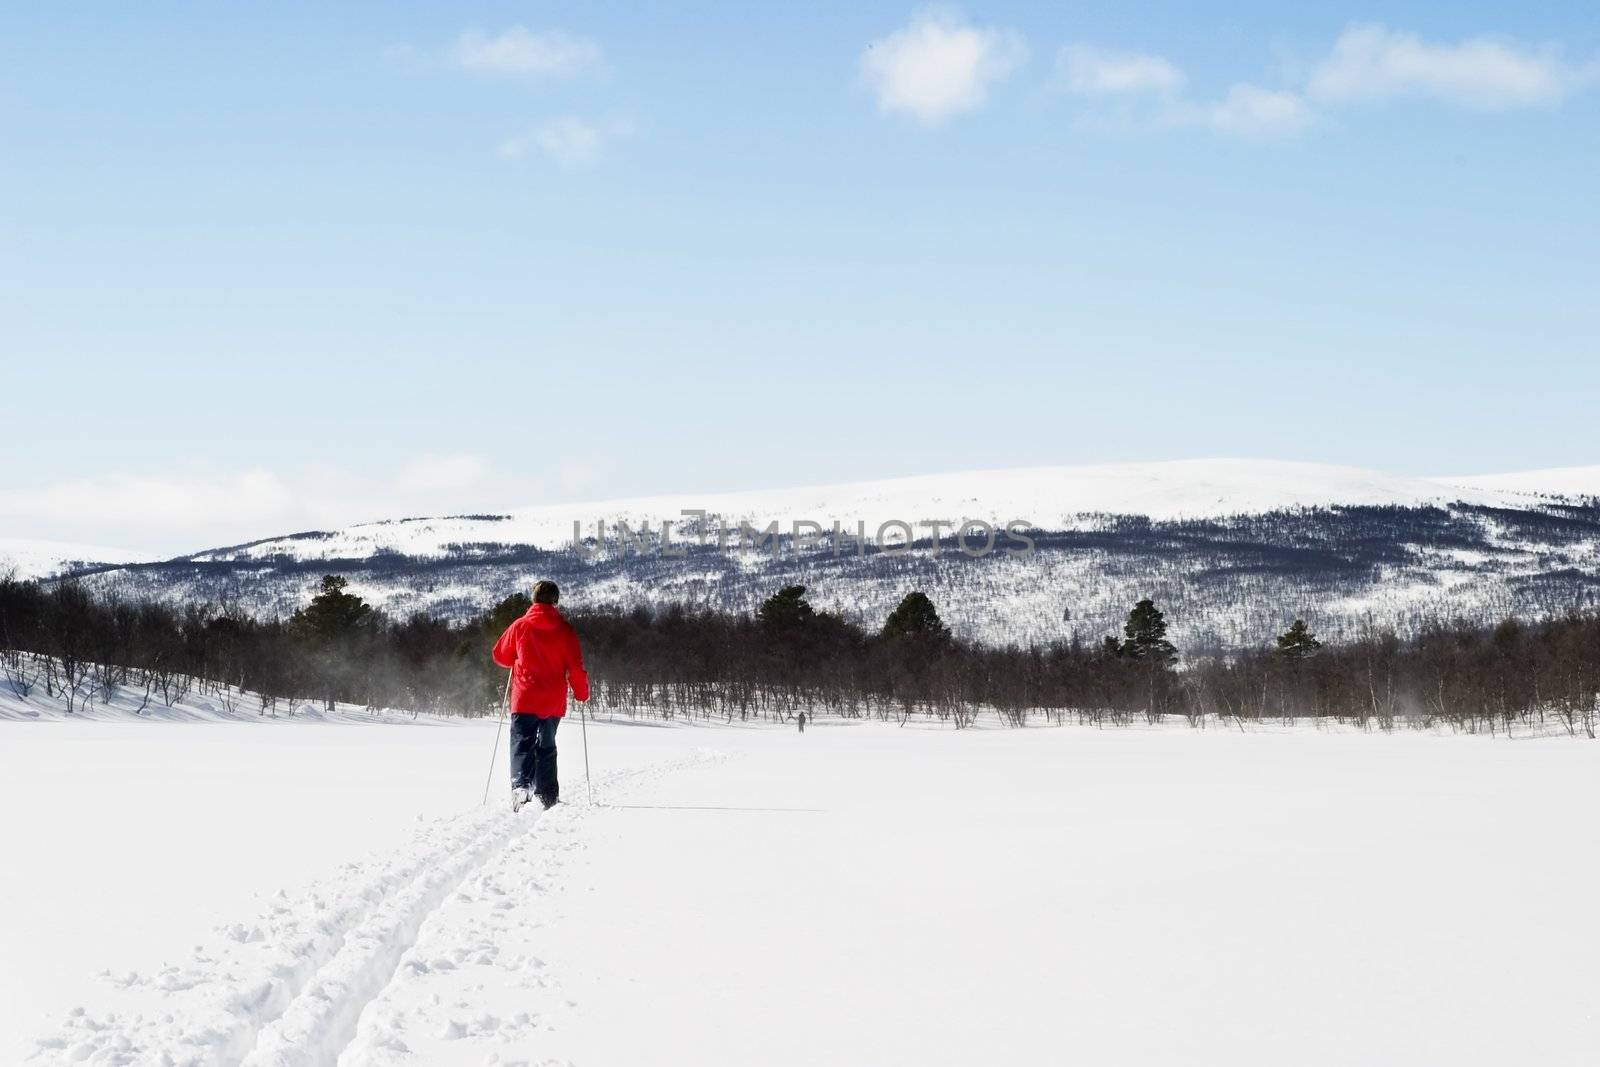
189, 459, 1549, 564
1436, 464, 1600, 500
0, 538, 155, 579
7, 714, 1599, 1066
0, 653, 430, 725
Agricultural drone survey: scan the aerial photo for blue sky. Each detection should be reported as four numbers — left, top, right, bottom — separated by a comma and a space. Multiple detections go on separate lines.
2, 2, 1598, 552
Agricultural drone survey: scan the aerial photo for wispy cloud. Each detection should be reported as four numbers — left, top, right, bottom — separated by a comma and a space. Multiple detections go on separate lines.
1055, 23, 1593, 140
0, 455, 506, 553
534, 116, 603, 166
1055, 40, 1309, 139
406, 26, 623, 164
1308, 23, 1592, 109
447, 26, 604, 80
860, 10, 1027, 125
498, 116, 632, 167
1056, 45, 1183, 97
1172, 84, 1314, 138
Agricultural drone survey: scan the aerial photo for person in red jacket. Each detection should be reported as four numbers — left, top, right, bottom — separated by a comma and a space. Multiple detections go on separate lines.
492, 580, 589, 810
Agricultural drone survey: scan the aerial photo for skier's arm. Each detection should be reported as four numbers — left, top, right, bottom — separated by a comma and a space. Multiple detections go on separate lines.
566, 628, 590, 702
491, 622, 518, 669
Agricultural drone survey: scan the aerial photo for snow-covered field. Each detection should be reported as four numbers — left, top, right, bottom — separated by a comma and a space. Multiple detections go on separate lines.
5, 714, 1598, 1066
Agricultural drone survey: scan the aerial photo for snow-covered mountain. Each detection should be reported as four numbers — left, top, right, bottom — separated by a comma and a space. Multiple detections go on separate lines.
69, 459, 1600, 650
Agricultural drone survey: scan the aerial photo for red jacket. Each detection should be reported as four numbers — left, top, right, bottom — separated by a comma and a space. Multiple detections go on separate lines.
492, 604, 590, 716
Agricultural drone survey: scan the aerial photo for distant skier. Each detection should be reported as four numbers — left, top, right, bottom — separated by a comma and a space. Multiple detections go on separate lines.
797, 711, 806, 734
492, 581, 589, 811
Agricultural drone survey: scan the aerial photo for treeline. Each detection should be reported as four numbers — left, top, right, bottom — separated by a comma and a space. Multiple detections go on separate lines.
0, 575, 499, 716
1192, 615, 1598, 736
581, 589, 1598, 736
1, 574, 1596, 735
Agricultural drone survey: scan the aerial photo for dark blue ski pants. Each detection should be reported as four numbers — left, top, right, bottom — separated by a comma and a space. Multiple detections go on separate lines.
510, 713, 560, 800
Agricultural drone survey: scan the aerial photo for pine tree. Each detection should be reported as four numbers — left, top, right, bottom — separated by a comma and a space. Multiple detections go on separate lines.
882, 591, 949, 641
484, 592, 533, 636
758, 585, 817, 630
1275, 619, 1322, 659
1120, 598, 1176, 662
293, 575, 372, 641
289, 575, 375, 712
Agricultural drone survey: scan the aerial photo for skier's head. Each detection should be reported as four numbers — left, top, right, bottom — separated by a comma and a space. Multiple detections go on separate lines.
532, 580, 560, 606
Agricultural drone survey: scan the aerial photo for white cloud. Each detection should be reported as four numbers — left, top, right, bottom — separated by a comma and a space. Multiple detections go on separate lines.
1178, 84, 1315, 138
448, 26, 603, 80
498, 116, 631, 167
1055, 42, 1307, 139
1057, 45, 1184, 97
1, 470, 298, 536
860, 10, 1027, 124
536, 117, 601, 165
1308, 23, 1590, 109
0, 455, 510, 554
1056, 23, 1593, 140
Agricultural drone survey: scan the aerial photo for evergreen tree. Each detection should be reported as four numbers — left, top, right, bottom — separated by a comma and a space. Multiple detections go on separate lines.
289, 575, 375, 711
882, 591, 949, 641
1275, 619, 1322, 659
1120, 598, 1176, 662
484, 592, 533, 636
475, 592, 534, 709
292, 575, 372, 641
758, 585, 817, 630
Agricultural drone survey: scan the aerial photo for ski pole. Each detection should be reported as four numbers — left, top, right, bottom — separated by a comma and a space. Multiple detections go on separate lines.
482, 671, 510, 806
576, 688, 593, 806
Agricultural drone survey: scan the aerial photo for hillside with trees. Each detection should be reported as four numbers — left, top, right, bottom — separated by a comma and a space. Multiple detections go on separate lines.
67, 500, 1600, 653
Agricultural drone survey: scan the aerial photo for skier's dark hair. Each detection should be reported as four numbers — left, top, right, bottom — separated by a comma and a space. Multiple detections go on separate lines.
532, 580, 560, 605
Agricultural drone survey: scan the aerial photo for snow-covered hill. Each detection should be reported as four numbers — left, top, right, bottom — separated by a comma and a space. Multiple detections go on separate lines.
66, 459, 1600, 650
1434, 464, 1600, 500
176, 459, 1546, 564
0, 538, 153, 580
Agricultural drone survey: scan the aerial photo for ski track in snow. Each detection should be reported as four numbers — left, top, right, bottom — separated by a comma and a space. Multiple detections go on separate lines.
28, 749, 721, 1067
